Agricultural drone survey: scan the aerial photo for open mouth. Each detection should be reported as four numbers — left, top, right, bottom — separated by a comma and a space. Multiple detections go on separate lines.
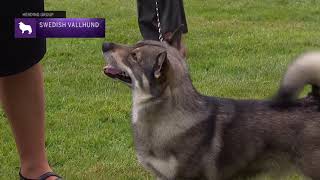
104, 65, 132, 84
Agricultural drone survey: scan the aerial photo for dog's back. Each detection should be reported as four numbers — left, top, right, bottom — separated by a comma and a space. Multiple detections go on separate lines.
214, 97, 320, 179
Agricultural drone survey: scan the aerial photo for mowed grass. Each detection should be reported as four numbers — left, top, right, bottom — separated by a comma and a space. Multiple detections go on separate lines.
1, 0, 320, 179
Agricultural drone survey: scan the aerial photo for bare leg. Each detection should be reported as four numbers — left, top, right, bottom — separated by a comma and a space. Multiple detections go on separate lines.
0, 64, 56, 179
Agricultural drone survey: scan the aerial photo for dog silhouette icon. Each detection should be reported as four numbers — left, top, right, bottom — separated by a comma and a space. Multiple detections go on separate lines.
18, 22, 33, 34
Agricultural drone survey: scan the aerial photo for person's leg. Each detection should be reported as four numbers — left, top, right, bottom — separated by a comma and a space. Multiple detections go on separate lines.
159, 0, 188, 35
137, 0, 188, 56
137, 0, 188, 39
137, 0, 159, 40
0, 63, 56, 179
160, 0, 188, 57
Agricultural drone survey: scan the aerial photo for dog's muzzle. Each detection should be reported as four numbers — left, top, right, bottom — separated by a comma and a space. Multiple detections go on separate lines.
102, 42, 114, 53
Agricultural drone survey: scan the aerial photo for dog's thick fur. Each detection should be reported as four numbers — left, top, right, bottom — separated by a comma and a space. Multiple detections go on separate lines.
102, 40, 320, 180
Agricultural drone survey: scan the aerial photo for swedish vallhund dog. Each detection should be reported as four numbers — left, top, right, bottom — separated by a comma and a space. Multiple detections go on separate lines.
102, 34, 320, 180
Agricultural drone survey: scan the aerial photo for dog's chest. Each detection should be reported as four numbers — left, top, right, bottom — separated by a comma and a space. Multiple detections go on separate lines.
137, 153, 179, 179
132, 103, 208, 178
132, 104, 199, 142
132, 107, 188, 178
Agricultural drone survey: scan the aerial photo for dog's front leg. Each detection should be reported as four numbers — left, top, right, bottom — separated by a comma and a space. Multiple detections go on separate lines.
156, 177, 166, 180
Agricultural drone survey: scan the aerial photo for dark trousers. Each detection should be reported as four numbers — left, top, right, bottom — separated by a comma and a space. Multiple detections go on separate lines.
137, 0, 188, 41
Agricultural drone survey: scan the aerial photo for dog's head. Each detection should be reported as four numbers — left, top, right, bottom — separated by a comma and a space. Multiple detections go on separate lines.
18, 22, 23, 25
102, 39, 189, 98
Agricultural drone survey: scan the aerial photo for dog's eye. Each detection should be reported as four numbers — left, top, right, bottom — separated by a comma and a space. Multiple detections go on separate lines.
131, 52, 138, 62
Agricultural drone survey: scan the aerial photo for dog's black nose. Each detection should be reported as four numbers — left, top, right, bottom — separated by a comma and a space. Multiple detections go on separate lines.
102, 42, 114, 52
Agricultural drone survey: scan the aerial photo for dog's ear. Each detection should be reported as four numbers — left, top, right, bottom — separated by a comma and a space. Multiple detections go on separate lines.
164, 24, 184, 50
164, 24, 186, 58
154, 51, 168, 79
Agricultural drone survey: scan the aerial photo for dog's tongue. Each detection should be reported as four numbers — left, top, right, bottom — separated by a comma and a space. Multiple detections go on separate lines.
105, 65, 122, 75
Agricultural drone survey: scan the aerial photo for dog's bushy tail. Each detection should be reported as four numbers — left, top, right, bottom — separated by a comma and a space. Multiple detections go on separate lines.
273, 52, 320, 106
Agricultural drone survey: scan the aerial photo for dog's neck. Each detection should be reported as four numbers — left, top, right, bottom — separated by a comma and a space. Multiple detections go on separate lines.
131, 78, 212, 151
132, 77, 208, 124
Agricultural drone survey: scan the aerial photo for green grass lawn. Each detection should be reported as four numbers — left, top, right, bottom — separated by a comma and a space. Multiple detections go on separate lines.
1, 0, 320, 179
